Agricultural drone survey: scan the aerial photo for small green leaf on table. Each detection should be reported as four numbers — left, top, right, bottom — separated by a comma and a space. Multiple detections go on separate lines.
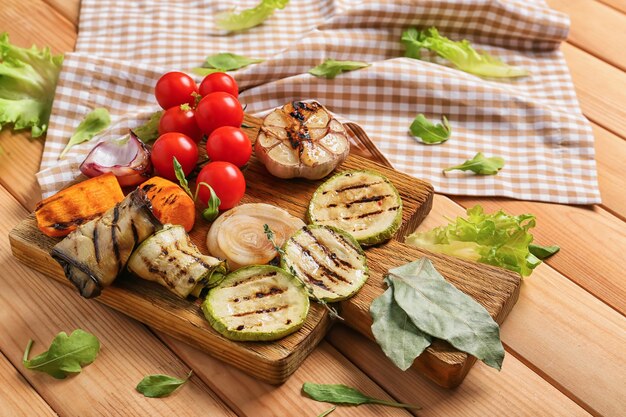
409, 114, 451, 144
136, 370, 193, 398
22, 329, 100, 379
59, 107, 110, 159
302, 382, 420, 409
309, 59, 370, 79
529, 243, 560, 260
316, 405, 336, 417
443, 152, 504, 175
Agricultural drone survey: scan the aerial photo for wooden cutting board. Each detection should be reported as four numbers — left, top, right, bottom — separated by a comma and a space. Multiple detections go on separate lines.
9, 115, 520, 387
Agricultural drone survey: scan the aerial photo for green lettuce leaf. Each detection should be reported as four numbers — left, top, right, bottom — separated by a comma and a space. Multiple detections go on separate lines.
401, 27, 528, 78
0, 32, 63, 137
308, 59, 370, 79
216, 0, 289, 32
406, 205, 540, 276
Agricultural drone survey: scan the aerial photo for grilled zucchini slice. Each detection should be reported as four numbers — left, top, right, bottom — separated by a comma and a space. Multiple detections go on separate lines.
281, 225, 368, 302
202, 266, 309, 342
308, 170, 403, 246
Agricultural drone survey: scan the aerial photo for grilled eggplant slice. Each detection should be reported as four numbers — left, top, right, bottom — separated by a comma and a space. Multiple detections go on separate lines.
255, 101, 350, 180
281, 225, 368, 302
51, 189, 161, 298
202, 266, 309, 341
128, 224, 227, 298
307, 170, 403, 246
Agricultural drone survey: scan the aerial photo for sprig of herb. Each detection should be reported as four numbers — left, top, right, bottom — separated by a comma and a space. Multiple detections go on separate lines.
409, 114, 451, 144
443, 152, 504, 175
173, 158, 222, 222
316, 406, 336, 417
302, 382, 420, 409
263, 224, 343, 321
136, 370, 193, 398
59, 108, 110, 159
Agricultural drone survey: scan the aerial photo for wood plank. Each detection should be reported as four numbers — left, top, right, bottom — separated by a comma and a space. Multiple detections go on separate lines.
547, 0, 626, 71
591, 122, 626, 220
165, 336, 413, 417
41, 0, 80, 26
598, 0, 626, 14
561, 43, 626, 139
453, 196, 626, 314
0, 186, 236, 417
327, 326, 591, 417
0, 352, 57, 416
419, 195, 626, 417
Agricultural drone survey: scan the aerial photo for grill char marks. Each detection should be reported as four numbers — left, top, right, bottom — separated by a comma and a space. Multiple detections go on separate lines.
289, 238, 352, 285
232, 305, 289, 318
322, 181, 383, 195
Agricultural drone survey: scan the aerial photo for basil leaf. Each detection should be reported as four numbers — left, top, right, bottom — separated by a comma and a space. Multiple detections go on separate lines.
529, 243, 560, 260
443, 152, 504, 175
22, 329, 100, 379
59, 108, 110, 159
172, 156, 193, 197
216, 0, 289, 32
206, 53, 263, 71
192, 67, 223, 76
308, 59, 370, 79
196, 182, 221, 221
402, 27, 528, 78
409, 114, 451, 144
316, 406, 336, 417
136, 370, 192, 398
388, 258, 505, 370
302, 383, 420, 409
370, 278, 431, 370
133, 111, 162, 143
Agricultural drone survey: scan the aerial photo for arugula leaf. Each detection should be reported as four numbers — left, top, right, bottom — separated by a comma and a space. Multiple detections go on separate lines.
22, 329, 100, 379
529, 243, 560, 260
302, 383, 420, 409
370, 278, 431, 370
195, 182, 221, 221
207, 53, 263, 71
409, 114, 451, 144
0, 33, 63, 138
59, 108, 110, 159
133, 111, 162, 143
406, 205, 540, 276
388, 258, 505, 370
316, 406, 336, 417
216, 0, 289, 32
401, 27, 528, 78
136, 371, 192, 398
308, 59, 370, 79
443, 152, 504, 175
172, 156, 193, 197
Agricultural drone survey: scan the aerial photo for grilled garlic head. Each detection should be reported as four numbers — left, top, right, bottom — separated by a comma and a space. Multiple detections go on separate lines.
255, 101, 350, 180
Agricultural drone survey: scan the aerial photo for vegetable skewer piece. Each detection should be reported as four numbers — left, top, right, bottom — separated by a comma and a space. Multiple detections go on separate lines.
206, 203, 305, 270
281, 225, 369, 302
202, 266, 309, 341
128, 224, 227, 298
51, 188, 162, 298
35, 173, 124, 238
255, 101, 350, 180
139, 177, 196, 232
308, 170, 403, 246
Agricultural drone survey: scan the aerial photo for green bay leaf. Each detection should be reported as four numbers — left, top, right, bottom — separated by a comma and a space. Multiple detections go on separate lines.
302, 382, 420, 409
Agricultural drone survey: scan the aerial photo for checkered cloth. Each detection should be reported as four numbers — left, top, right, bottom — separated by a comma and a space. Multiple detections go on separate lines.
37, 0, 601, 204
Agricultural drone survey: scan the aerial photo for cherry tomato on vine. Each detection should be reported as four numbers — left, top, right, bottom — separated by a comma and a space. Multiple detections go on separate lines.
154, 72, 198, 110
206, 126, 251, 167
158, 104, 203, 142
195, 92, 243, 136
199, 72, 239, 98
151, 132, 198, 181
196, 161, 245, 210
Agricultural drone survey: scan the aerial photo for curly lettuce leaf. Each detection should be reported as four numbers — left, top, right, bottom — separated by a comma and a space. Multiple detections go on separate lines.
0, 33, 63, 137
406, 205, 541, 276
216, 0, 289, 32
401, 27, 528, 78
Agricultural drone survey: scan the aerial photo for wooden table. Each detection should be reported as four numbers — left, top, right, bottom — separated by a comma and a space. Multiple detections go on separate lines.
1, 1, 624, 416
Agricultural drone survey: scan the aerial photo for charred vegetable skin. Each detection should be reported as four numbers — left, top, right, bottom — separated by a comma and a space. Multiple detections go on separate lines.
202, 266, 309, 341
255, 101, 350, 180
308, 170, 403, 246
281, 225, 369, 302
128, 225, 227, 298
51, 189, 161, 298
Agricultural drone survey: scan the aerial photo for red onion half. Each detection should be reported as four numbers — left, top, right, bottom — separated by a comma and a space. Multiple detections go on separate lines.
80, 130, 152, 187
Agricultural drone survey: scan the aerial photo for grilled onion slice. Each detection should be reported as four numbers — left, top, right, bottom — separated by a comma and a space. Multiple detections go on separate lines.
281, 225, 369, 302
206, 203, 305, 270
255, 101, 350, 180
202, 265, 309, 341
308, 170, 403, 246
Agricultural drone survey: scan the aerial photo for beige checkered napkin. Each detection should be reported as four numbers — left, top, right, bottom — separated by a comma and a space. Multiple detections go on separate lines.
38, 0, 601, 204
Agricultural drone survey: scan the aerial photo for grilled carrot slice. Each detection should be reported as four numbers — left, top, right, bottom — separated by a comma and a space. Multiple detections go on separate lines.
35, 172, 124, 237
139, 177, 195, 232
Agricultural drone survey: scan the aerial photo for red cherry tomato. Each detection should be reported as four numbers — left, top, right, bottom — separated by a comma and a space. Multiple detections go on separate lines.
158, 105, 203, 143
206, 126, 252, 167
154, 72, 198, 110
196, 161, 245, 210
150, 133, 198, 181
199, 72, 239, 98
195, 92, 243, 136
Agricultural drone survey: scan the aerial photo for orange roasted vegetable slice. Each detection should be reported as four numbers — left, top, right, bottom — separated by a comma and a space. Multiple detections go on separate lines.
139, 177, 195, 232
